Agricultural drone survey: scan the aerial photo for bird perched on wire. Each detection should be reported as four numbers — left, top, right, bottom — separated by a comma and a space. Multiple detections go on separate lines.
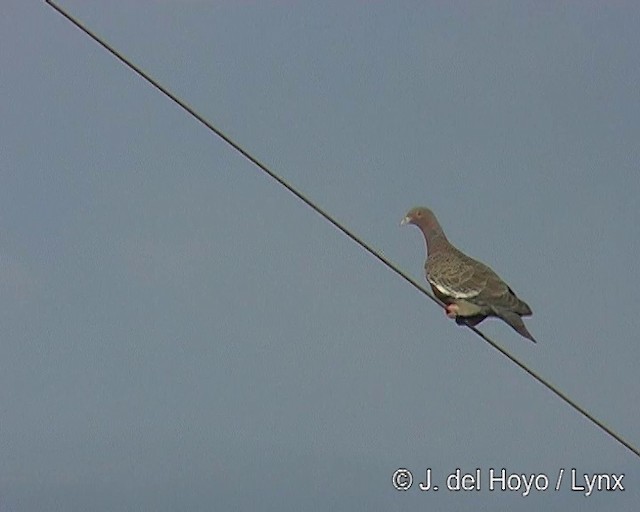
401, 207, 537, 343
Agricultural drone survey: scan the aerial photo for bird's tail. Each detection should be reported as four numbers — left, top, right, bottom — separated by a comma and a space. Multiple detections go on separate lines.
496, 309, 537, 343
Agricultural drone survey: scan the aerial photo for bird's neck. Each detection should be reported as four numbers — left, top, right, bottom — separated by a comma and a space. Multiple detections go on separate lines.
421, 228, 449, 256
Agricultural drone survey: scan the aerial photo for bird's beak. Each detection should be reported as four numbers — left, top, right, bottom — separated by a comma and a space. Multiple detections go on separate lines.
400, 216, 410, 226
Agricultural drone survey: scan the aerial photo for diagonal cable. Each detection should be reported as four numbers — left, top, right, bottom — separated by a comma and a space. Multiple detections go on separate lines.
45, 0, 640, 459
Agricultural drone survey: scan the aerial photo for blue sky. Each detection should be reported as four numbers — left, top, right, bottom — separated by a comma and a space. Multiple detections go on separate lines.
1, 1, 639, 510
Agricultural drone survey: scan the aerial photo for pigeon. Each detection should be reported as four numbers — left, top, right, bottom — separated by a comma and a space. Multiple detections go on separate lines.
401, 207, 537, 343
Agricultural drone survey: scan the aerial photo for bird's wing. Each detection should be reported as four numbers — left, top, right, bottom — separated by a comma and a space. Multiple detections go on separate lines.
427, 250, 493, 300
466, 261, 529, 314
427, 244, 531, 314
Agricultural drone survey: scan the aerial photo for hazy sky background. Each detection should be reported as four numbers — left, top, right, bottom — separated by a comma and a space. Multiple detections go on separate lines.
2, 1, 639, 510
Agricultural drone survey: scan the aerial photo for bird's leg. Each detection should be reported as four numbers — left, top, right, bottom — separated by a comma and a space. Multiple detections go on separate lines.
445, 303, 459, 319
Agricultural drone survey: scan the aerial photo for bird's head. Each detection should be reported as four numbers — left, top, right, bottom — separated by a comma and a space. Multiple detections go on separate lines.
401, 207, 435, 228
401, 207, 446, 240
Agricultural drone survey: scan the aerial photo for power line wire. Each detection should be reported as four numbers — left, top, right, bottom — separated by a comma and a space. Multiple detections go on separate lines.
45, 0, 640, 460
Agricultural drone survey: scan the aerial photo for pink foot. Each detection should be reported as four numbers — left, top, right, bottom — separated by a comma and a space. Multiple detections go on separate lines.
445, 304, 459, 319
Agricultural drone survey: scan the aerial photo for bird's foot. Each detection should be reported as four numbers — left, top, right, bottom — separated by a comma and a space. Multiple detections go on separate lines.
445, 304, 459, 319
